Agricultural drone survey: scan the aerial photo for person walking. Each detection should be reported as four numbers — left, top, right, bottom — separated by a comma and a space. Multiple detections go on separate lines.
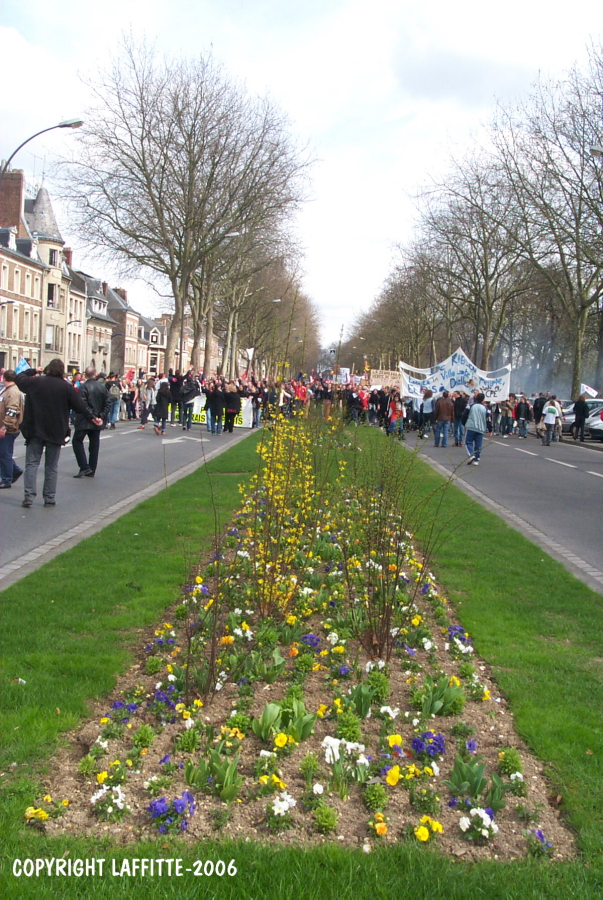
224, 383, 241, 433
541, 399, 560, 446
433, 391, 454, 447
420, 390, 435, 438
106, 374, 121, 429
453, 392, 468, 446
0, 369, 24, 489
16, 359, 103, 507
464, 393, 487, 466
153, 382, 171, 434
572, 394, 589, 442
72, 368, 110, 478
179, 374, 200, 431
515, 395, 531, 439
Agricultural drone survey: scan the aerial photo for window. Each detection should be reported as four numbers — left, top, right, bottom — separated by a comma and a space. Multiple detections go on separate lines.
33, 312, 39, 342
47, 283, 57, 308
151, 332, 158, 343
24, 310, 30, 342
1, 265, 8, 289
12, 304, 19, 339
25, 272, 32, 297
49, 249, 58, 267
14, 269, 21, 295
34, 276, 40, 300
45, 324, 54, 350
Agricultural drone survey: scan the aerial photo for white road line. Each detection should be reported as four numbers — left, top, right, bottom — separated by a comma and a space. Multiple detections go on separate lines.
545, 458, 576, 468
588, 471, 603, 479
515, 448, 538, 456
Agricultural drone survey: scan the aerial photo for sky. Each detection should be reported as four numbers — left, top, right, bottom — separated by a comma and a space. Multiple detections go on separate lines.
2, 0, 603, 345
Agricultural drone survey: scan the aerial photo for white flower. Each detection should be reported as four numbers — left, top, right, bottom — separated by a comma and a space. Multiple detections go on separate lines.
167, 674, 176, 682
378, 660, 386, 670
95, 738, 108, 749
459, 817, 471, 832
365, 662, 375, 673
357, 754, 369, 767
312, 783, 324, 795
481, 829, 489, 838
272, 798, 287, 816
491, 822, 499, 833
422, 640, 433, 651
233, 628, 243, 637
430, 762, 440, 776
259, 750, 275, 758
380, 706, 399, 720
322, 736, 342, 764
245, 609, 254, 616
245, 630, 254, 641
510, 772, 524, 782
184, 717, 195, 730
237, 551, 250, 558
326, 632, 339, 646
234, 608, 242, 615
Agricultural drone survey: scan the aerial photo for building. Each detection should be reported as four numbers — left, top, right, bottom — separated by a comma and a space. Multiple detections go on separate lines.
68, 269, 117, 373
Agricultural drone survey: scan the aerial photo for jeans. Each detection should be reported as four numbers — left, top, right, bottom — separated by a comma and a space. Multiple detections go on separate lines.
434, 420, 450, 447
206, 408, 213, 432
24, 438, 62, 503
108, 398, 120, 425
517, 417, 528, 438
154, 416, 167, 432
543, 423, 554, 445
388, 418, 405, 438
73, 428, 101, 474
421, 413, 433, 436
573, 417, 586, 441
212, 412, 223, 435
501, 415, 512, 435
182, 403, 194, 430
252, 407, 261, 428
0, 431, 22, 485
465, 429, 484, 461
453, 417, 465, 444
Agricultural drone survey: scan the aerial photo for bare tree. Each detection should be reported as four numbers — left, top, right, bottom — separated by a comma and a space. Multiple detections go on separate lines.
60, 38, 311, 369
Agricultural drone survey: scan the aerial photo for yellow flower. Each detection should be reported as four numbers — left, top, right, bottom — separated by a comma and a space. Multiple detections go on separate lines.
424, 766, 433, 777
286, 615, 297, 625
387, 734, 403, 748
195, 576, 203, 584
100, 717, 109, 725
319, 650, 329, 657
61, 799, 70, 807
43, 795, 52, 803
182, 710, 191, 720
483, 690, 491, 701
385, 765, 400, 786
220, 635, 235, 645
317, 704, 329, 718
25, 807, 37, 820
259, 776, 269, 785
374, 813, 385, 823
289, 645, 299, 658
375, 822, 388, 836
274, 733, 288, 748
431, 820, 443, 833
35, 809, 49, 821
448, 676, 461, 687
193, 699, 203, 708
96, 772, 108, 784
241, 622, 250, 631
141, 748, 148, 756
175, 703, 185, 712
167, 664, 174, 673
110, 760, 120, 766
414, 825, 430, 842
411, 615, 422, 626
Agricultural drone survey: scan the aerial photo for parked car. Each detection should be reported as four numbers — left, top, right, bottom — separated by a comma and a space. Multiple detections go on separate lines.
588, 418, 603, 443
561, 399, 603, 434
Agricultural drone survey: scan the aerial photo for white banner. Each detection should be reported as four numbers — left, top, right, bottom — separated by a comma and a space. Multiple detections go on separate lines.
170, 397, 253, 428
581, 383, 599, 398
400, 348, 511, 401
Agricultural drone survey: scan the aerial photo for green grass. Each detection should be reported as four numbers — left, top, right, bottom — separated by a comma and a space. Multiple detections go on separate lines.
2, 424, 603, 898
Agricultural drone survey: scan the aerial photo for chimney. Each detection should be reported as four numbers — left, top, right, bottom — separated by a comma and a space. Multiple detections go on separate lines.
63, 247, 73, 267
102, 282, 108, 296
113, 287, 128, 303
0, 170, 25, 231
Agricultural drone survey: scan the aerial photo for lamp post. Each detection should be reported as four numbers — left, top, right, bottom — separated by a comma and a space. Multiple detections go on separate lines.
0, 119, 84, 185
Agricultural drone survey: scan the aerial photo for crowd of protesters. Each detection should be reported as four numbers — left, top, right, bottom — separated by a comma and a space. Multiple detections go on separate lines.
1, 357, 601, 504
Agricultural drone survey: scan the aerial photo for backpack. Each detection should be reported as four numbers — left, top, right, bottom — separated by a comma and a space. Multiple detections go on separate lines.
109, 383, 121, 400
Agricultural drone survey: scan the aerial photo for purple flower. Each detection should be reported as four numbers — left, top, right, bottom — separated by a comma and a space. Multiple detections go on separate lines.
411, 738, 426, 755
448, 797, 458, 808
158, 824, 167, 834
112, 701, 125, 710
159, 755, 171, 765
485, 807, 495, 820
421, 584, 430, 594
338, 665, 352, 677
126, 703, 139, 713
228, 528, 239, 536
180, 819, 188, 831
173, 798, 187, 815
301, 634, 321, 650
147, 797, 169, 818
182, 791, 194, 805
403, 643, 416, 657
200, 584, 210, 595
466, 740, 477, 754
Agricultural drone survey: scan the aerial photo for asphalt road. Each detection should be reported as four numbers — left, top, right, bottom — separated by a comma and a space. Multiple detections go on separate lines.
410, 428, 603, 592
0, 421, 253, 577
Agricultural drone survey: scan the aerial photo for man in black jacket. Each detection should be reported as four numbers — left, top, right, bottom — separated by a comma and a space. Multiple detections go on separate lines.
572, 395, 590, 442
72, 367, 110, 477
16, 359, 103, 507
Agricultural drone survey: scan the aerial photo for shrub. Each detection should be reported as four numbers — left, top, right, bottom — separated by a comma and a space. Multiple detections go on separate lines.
366, 669, 390, 704
498, 747, 523, 776
336, 710, 363, 742
314, 805, 338, 834
145, 657, 163, 675
363, 782, 388, 812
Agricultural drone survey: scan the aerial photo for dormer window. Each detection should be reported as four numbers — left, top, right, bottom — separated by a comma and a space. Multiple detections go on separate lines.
49, 249, 58, 267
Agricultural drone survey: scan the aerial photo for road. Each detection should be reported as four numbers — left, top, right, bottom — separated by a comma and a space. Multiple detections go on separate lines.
0, 422, 254, 585
410, 429, 603, 592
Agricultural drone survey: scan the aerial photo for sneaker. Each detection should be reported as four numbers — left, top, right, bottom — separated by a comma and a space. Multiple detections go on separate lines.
44, 501, 56, 507
110, 424, 116, 430
153, 425, 161, 435
138, 425, 145, 430
22, 499, 33, 508
466, 455, 475, 465
473, 460, 479, 466
161, 430, 166, 435
0, 483, 11, 489
12, 470, 23, 484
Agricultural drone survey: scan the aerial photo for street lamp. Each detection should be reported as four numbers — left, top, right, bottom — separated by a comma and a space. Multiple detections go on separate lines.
0, 119, 84, 184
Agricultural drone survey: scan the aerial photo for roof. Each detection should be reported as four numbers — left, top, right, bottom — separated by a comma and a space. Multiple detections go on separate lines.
23, 188, 64, 244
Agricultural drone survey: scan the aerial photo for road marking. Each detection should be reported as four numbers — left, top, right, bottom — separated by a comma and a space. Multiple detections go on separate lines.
99, 434, 113, 440
161, 438, 185, 444
515, 448, 538, 457
588, 471, 603, 479
545, 458, 576, 468
182, 436, 210, 442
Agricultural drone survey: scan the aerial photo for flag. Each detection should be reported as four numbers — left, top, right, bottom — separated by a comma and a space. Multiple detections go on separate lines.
581, 382, 598, 398
15, 357, 29, 374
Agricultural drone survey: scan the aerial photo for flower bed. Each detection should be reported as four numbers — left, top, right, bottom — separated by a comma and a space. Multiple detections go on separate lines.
32, 420, 574, 861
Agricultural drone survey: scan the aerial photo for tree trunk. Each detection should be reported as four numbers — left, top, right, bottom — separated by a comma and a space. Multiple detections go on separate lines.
203, 302, 214, 377
230, 310, 239, 379
571, 307, 589, 400
595, 300, 603, 392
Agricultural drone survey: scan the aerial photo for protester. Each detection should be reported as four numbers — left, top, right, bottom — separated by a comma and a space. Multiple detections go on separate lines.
453, 392, 468, 446
433, 390, 454, 448
464, 393, 487, 466
106, 373, 121, 429
0, 370, 24, 489
153, 382, 172, 435
224, 383, 241, 433
541, 398, 560, 446
16, 359, 103, 507
572, 394, 589, 442
72, 368, 111, 478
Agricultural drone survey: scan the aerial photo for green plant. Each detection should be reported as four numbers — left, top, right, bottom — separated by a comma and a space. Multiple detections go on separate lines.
174, 728, 202, 754
413, 675, 465, 717
145, 656, 163, 675
366, 669, 390, 704
483, 773, 508, 814
458, 662, 476, 680
77, 754, 97, 778
314, 805, 338, 834
227, 712, 251, 734
293, 653, 315, 677
184, 757, 209, 792
207, 749, 244, 803
508, 773, 528, 797
132, 723, 155, 749
443, 754, 488, 801
524, 828, 554, 858
498, 747, 523, 776
144, 774, 173, 797
363, 782, 388, 812
300, 752, 320, 785
516, 801, 545, 824
410, 785, 441, 815
346, 682, 375, 719
336, 710, 363, 742
279, 698, 317, 743
251, 703, 282, 742
209, 805, 234, 831
450, 721, 475, 739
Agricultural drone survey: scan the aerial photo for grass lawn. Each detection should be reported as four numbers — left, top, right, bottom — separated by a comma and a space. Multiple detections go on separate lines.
1, 426, 603, 898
